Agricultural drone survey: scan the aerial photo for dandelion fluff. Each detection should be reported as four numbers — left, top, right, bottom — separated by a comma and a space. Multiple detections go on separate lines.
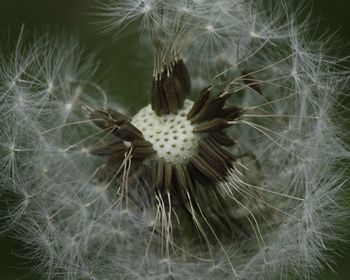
1, 1, 349, 280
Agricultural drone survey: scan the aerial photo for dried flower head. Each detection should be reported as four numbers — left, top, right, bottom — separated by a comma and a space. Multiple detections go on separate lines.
1, 1, 349, 280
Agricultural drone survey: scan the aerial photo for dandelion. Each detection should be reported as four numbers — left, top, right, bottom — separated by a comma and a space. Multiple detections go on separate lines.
1, 1, 349, 280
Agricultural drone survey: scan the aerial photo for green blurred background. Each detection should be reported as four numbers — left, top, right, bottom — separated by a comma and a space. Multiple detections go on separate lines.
0, 0, 349, 279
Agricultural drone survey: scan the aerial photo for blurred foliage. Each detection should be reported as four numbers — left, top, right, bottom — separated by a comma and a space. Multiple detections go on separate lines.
0, 0, 349, 279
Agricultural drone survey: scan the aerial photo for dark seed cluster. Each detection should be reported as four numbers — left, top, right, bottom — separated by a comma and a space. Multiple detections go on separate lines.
152, 59, 191, 116
88, 59, 244, 210
87, 107, 155, 182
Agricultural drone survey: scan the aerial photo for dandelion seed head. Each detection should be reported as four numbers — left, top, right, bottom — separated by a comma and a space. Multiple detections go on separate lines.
0, 1, 349, 280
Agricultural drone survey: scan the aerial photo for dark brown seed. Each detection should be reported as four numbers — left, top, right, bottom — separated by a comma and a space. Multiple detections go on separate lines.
188, 163, 212, 187
89, 108, 131, 132
187, 86, 211, 120
132, 140, 153, 148
205, 138, 235, 163
199, 140, 229, 170
105, 154, 124, 172
183, 165, 195, 191
150, 160, 158, 190
89, 140, 126, 156
198, 145, 225, 176
151, 79, 162, 115
174, 164, 193, 205
159, 81, 170, 115
242, 70, 262, 95
163, 75, 179, 114
104, 108, 130, 122
155, 158, 165, 192
115, 121, 144, 141
89, 110, 116, 132
217, 106, 243, 121
194, 119, 231, 133
174, 59, 191, 96
190, 92, 232, 124
89, 108, 146, 142
132, 146, 155, 159
173, 76, 186, 109
164, 163, 173, 193
174, 164, 187, 190
209, 131, 235, 147
198, 150, 226, 181
191, 155, 221, 181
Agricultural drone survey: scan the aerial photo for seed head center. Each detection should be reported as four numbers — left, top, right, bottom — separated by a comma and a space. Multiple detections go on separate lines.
131, 99, 199, 164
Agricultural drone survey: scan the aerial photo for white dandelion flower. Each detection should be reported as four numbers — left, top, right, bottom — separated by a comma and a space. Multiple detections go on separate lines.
1, 1, 349, 280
